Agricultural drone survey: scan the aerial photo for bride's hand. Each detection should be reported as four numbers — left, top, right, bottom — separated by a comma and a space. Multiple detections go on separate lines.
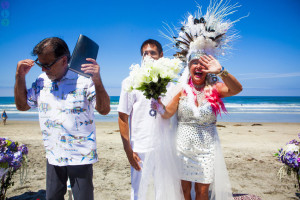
151, 98, 165, 115
200, 55, 222, 74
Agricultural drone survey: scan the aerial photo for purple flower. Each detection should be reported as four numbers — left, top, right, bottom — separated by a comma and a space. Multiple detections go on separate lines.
277, 148, 284, 160
0, 138, 28, 171
7, 141, 18, 152
18, 145, 28, 155
287, 139, 299, 145
283, 151, 300, 169
9, 152, 23, 171
0, 153, 5, 163
0, 138, 7, 147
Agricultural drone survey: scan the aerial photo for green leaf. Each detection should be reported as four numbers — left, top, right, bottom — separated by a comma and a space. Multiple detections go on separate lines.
5, 140, 12, 146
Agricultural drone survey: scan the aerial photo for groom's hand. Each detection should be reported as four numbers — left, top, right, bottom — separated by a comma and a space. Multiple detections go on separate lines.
132, 152, 141, 171
125, 146, 141, 171
118, 112, 141, 170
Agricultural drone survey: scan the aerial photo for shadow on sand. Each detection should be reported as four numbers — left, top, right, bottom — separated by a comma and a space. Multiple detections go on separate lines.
7, 189, 46, 200
233, 193, 262, 200
6, 190, 263, 200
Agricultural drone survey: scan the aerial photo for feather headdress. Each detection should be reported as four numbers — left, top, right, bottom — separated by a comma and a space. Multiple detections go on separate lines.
161, 0, 246, 62
161, 0, 246, 116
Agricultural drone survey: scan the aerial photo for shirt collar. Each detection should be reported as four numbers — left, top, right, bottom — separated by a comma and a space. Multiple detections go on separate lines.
60, 69, 78, 81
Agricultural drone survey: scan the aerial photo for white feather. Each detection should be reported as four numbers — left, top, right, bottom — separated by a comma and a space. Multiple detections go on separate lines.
160, 0, 247, 60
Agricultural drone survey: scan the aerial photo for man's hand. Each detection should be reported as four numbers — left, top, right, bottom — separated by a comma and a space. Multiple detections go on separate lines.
81, 58, 101, 83
15, 59, 33, 111
118, 112, 141, 171
200, 55, 222, 74
82, 58, 110, 115
124, 145, 141, 171
16, 59, 34, 77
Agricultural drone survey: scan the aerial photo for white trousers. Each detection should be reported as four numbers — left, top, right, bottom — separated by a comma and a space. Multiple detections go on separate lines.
130, 152, 146, 200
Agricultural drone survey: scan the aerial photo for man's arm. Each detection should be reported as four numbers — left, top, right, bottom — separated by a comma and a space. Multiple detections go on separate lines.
118, 112, 141, 171
81, 58, 110, 115
14, 59, 34, 111
94, 77, 110, 115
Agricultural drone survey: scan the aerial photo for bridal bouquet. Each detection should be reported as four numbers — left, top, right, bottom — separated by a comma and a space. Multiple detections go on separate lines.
0, 138, 28, 200
275, 134, 300, 190
125, 56, 182, 100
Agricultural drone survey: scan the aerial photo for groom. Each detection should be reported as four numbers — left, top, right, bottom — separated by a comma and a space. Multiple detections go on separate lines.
118, 39, 164, 200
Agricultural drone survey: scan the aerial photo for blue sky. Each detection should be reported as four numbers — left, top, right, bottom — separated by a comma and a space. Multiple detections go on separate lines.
0, 0, 299, 96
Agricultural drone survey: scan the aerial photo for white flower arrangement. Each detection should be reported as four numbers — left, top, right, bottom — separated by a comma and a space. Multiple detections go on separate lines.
285, 144, 299, 153
125, 56, 183, 100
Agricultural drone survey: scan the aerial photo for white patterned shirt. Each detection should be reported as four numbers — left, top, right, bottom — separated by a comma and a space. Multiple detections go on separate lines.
27, 70, 98, 166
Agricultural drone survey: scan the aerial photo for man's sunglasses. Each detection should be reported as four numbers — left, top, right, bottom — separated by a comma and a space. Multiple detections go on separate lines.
34, 55, 65, 70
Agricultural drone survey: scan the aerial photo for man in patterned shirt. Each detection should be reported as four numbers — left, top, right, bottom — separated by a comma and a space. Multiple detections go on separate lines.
14, 37, 110, 200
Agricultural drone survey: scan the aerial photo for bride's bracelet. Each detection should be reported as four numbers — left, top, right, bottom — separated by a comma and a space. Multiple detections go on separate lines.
157, 104, 166, 115
217, 66, 229, 77
151, 99, 166, 115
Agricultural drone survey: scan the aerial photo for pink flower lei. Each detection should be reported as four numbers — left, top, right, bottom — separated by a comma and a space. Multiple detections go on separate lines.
187, 77, 227, 116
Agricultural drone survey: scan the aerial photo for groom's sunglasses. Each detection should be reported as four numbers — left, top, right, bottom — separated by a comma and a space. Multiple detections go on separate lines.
34, 55, 65, 70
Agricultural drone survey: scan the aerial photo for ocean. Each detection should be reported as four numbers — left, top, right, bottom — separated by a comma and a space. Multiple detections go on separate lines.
1, 96, 300, 123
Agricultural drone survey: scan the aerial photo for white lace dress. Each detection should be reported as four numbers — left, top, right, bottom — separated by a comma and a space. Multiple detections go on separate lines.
177, 90, 217, 183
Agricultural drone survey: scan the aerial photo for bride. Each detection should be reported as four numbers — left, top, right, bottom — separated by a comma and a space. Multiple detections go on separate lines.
152, 53, 242, 200
137, 0, 246, 199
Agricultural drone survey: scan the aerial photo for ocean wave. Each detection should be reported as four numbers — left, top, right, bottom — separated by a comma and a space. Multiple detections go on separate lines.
228, 111, 300, 114
4, 109, 119, 115
110, 105, 118, 108
0, 104, 17, 108
5, 111, 39, 114
3, 102, 300, 120
229, 108, 300, 111
106, 111, 118, 115
225, 103, 300, 108
3, 103, 299, 109
0, 104, 120, 108
6, 111, 119, 116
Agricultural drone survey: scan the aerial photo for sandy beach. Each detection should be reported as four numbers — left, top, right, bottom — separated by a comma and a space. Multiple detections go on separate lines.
1, 121, 300, 200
